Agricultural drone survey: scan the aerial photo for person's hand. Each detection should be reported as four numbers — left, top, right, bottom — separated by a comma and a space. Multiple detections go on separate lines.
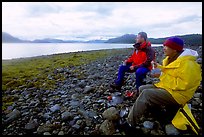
130, 66, 135, 70
150, 68, 161, 78
151, 61, 160, 68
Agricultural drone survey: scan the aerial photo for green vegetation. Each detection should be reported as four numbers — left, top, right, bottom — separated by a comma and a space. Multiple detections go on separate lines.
2, 50, 110, 92
2, 49, 122, 110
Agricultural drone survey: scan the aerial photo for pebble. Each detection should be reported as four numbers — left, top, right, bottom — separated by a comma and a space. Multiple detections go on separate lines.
61, 111, 73, 121
49, 104, 61, 112
193, 93, 201, 98
75, 87, 83, 92
143, 121, 154, 129
43, 132, 51, 135
58, 131, 64, 135
24, 120, 38, 131
83, 86, 94, 94
165, 124, 180, 135
5, 109, 21, 123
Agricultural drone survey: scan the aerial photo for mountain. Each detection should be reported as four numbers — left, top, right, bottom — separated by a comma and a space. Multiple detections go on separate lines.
105, 34, 136, 43
2, 32, 29, 43
105, 33, 202, 46
32, 38, 65, 43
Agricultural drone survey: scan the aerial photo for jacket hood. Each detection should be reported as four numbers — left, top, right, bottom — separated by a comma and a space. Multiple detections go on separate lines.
179, 49, 198, 58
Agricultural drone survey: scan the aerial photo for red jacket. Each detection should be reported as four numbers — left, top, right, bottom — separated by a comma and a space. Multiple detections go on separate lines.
126, 41, 155, 70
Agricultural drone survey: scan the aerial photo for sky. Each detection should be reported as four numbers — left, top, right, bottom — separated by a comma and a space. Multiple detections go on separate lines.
2, 2, 202, 41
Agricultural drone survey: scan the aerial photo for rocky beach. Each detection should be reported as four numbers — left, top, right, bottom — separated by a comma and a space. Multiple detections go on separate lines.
2, 46, 202, 135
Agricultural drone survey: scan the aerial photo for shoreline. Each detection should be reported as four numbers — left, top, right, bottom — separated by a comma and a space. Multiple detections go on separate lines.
2, 46, 164, 61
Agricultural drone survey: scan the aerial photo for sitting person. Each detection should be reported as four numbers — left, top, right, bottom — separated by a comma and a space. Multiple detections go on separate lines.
110, 32, 155, 96
122, 37, 201, 134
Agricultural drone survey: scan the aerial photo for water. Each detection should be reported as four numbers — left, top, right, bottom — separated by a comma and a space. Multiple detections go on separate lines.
2, 43, 162, 60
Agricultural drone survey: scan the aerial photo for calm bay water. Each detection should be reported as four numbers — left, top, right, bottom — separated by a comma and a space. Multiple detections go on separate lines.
2, 43, 162, 60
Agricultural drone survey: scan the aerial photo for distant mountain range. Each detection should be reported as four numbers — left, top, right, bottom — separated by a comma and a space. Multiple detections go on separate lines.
2, 32, 202, 46
105, 34, 202, 46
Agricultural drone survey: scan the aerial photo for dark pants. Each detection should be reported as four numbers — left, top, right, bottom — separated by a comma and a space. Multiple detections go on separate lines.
114, 64, 150, 90
127, 84, 180, 127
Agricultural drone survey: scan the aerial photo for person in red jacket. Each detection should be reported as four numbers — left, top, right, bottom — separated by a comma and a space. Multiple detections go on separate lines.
110, 32, 155, 96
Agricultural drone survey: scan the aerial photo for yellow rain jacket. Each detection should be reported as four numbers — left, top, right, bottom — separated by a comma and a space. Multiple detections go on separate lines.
154, 49, 202, 134
154, 49, 202, 105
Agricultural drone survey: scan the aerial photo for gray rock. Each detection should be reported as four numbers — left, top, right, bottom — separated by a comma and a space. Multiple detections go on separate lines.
165, 124, 180, 135
75, 87, 83, 92
61, 95, 67, 98
119, 107, 129, 118
72, 124, 81, 130
5, 109, 21, 123
108, 96, 124, 106
102, 107, 119, 121
143, 121, 154, 129
194, 98, 202, 104
58, 131, 64, 135
83, 86, 94, 94
78, 80, 86, 88
99, 120, 115, 135
43, 132, 51, 135
150, 129, 165, 135
37, 125, 53, 134
196, 58, 202, 64
49, 104, 60, 112
194, 93, 201, 98
61, 111, 73, 121
88, 74, 102, 79
71, 93, 80, 100
69, 100, 80, 108
24, 119, 38, 131
192, 100, 200, 106
141, 127, 151, 135
43, 113, 51, 119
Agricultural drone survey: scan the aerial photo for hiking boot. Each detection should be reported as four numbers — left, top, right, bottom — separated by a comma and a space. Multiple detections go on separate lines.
110, 83, 122, 90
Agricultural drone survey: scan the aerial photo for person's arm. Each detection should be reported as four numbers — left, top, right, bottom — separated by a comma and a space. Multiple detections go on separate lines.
137, 47, 155, 68
159, 62, 200, 91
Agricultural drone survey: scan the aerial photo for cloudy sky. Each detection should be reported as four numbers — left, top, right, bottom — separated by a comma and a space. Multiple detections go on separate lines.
2, 2, 202, 41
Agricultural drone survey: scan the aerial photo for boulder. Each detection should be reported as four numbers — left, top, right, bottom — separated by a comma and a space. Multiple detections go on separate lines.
99, 120, 115, 135
102, 107, 119, 121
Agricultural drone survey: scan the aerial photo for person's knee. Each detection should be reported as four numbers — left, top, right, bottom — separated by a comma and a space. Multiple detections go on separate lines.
139, 85, 146, 93
139, 89, 154, 101
135, 68, 142, 76
119, 65, 127, 72
136, 67, 148, 76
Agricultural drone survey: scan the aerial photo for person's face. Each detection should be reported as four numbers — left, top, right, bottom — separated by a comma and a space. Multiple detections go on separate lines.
163, 46, 177, 56
135, 34, 145, 43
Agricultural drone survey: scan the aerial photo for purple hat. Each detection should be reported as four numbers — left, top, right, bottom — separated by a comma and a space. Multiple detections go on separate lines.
163, 37, 184, 52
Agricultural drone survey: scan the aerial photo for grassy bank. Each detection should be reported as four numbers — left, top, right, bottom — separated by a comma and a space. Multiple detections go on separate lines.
2, 48, 132, 110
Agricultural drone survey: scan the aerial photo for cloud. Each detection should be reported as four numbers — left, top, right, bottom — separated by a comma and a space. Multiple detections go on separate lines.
2, 2, 202, 40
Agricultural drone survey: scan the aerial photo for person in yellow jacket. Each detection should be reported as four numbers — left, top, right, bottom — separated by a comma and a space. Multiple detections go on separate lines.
124, 37, 201, 134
